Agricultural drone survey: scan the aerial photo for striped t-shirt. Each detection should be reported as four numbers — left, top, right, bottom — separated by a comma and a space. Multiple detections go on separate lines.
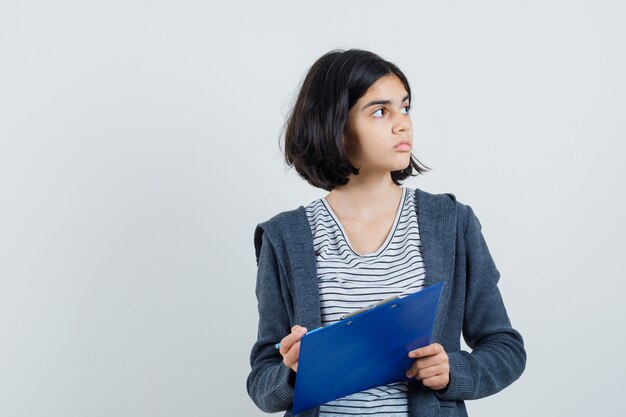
303, 187, 426, 416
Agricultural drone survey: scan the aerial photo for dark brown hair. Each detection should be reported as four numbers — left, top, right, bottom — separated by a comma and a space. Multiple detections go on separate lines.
282, 49, 429, 191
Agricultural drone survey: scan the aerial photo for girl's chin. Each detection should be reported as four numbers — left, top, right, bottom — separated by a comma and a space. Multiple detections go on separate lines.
352, 157, 412, 175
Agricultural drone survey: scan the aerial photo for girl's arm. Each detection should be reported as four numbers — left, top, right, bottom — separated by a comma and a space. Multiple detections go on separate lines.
246, 230, 296, 413
437, 205, 527, 401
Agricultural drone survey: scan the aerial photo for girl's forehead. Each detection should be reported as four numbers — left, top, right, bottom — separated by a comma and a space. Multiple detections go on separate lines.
362, 75, 408, 98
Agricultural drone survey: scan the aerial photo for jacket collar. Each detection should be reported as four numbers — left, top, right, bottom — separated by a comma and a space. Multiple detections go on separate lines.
261, 187, 458, 336
414, 188, 458, 342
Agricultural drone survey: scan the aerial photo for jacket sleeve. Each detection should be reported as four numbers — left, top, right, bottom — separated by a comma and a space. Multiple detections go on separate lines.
246, 228, 296, 413
437, 205, 527, 400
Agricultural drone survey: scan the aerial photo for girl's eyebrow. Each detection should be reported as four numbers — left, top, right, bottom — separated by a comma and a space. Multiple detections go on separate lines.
360, 94, 410, 112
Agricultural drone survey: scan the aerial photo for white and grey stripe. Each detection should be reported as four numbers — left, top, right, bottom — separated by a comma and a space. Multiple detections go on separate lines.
304, 187, 426, 417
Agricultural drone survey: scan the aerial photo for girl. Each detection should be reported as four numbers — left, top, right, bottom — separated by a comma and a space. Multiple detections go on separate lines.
247, 49, 526, 417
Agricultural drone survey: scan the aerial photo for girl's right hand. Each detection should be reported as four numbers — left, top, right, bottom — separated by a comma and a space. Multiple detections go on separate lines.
279, 325, 307, 372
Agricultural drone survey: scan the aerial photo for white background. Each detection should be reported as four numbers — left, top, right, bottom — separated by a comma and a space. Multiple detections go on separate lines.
1, 1, 624, 416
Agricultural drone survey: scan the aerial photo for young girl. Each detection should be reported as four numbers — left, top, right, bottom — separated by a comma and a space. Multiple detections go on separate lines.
247, 49, 526, 417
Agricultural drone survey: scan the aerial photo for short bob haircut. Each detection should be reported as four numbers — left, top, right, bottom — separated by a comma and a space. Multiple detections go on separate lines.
282, 48, 430, 191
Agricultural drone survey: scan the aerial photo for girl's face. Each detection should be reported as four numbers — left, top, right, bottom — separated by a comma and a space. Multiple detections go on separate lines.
343, 74, 413, 176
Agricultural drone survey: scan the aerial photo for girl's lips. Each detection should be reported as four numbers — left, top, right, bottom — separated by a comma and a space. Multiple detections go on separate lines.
394, 143, 412, 151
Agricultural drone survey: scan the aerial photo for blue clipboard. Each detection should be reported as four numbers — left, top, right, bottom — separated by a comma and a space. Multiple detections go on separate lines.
293, 282, 445, 415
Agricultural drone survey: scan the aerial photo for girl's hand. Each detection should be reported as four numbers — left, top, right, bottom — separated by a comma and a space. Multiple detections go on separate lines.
279, 325, 307, 372
406, 343, 450, 390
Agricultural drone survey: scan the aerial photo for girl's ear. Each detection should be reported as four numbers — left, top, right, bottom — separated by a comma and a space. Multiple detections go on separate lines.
341, 132, 351, 153
342, 123, 352, 147
342, 133, 357, 167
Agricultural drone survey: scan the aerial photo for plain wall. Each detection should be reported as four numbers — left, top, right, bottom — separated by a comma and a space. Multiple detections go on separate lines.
1, 0, 624, 415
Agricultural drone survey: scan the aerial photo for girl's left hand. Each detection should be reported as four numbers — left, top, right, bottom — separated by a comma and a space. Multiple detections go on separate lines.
405, 343, 450, 391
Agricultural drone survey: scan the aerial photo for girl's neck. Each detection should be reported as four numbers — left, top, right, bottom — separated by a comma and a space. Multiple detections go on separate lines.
325, 173, 402, 222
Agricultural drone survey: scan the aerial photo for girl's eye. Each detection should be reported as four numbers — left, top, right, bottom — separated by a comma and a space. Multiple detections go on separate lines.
373, 108, 386, 117
401, 105, 411, 115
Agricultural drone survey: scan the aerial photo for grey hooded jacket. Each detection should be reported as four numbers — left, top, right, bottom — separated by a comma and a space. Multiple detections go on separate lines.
247, 188, 526, 417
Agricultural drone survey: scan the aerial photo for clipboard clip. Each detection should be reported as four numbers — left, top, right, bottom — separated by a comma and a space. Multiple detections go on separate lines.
339, 295, 400, 321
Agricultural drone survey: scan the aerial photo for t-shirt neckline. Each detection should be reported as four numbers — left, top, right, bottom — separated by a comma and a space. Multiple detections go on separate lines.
321, 187, 407, 257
